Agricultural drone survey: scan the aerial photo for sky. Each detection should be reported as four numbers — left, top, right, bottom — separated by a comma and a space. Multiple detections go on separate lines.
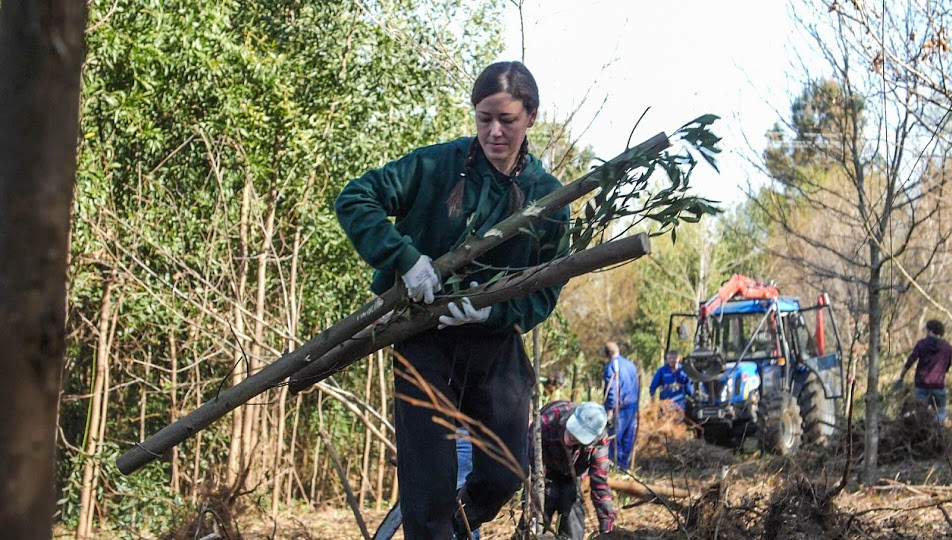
500, 0, 813, 206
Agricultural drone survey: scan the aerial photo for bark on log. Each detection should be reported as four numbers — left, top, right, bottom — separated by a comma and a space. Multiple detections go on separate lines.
606, 478, 691, 500
116, 132, 668, 475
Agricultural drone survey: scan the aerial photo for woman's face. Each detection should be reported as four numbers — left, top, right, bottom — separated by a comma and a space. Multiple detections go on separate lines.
474, 91, 537, 174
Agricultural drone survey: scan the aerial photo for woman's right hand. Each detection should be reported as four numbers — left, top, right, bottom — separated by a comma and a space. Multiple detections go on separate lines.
400, 255, 441, 304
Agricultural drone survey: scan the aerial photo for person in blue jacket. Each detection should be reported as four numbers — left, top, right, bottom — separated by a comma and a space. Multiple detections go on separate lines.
336, 61, 569, 539
601, 341, 639, 470
649, 349, 694, 410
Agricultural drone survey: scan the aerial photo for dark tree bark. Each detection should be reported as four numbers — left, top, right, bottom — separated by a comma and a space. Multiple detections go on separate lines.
0, 1, 87, 538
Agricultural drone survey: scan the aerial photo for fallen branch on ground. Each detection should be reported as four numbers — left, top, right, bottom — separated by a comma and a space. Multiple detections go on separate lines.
607, 478, 692, 499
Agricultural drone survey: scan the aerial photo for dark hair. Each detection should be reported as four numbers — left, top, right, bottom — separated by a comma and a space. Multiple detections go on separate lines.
447, 61, 539, 218
665, 349, 680, 358
470, 61, 539, 113
926, 319, 945, 337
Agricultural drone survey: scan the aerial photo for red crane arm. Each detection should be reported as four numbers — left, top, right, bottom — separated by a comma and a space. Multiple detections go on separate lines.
698, 274, 780, 321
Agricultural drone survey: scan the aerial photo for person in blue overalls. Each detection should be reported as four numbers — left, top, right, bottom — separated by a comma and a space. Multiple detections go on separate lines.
649, 349, 694, 410
601, 341, 639, 470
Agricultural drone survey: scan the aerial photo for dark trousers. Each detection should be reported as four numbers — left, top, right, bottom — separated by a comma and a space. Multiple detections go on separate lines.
543, 474, 585, 540
394, 327, 533, 539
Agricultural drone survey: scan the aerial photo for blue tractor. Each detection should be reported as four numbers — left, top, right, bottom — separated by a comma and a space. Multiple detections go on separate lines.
666, 275, 845, 455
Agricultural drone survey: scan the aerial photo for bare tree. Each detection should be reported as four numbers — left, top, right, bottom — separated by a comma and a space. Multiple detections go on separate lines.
0, 0, 87, 537
753, 0, 952, 485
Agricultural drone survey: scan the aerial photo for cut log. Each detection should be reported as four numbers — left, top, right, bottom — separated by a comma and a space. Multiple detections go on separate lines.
607, 478, 691, 500
287, 234, 651, 392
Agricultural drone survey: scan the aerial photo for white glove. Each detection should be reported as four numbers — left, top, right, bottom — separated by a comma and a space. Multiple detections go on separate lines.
438, 282, 491, 329
401, 255, 441, 304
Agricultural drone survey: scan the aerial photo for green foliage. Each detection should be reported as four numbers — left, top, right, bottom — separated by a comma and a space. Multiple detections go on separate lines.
65, 0, 506, 532
68, 1, 726, 533
565, 115, 722, 255
532, 308, 584, 374
60, 443, 186, 537
762, 79, 865, 195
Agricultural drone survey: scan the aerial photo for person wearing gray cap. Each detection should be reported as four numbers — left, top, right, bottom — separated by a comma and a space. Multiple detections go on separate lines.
527, 400, 616, 538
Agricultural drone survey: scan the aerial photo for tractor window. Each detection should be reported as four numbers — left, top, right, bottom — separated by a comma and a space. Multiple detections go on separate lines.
714, 313, 779, 361
789, 314, 820, 359
797, 304, 843, 357
666, 314, 697, 357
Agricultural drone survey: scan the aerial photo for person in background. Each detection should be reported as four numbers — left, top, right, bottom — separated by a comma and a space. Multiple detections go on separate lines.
528, 401, 615, 539
455, 431, 479, 539
601, 341, 639, 469
649, 349, 693, 410
895, 319, 952, 421
543, 370, 567, 401
335, 60, 569, 538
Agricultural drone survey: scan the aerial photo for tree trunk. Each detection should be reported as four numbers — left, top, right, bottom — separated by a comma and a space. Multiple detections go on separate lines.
311, 392, 326, 503
530, 328, 544, 533
375, 350, 388, 510
77, 278, 113, 540
359, 357, 374, 506
191, 347, 203, 504
271, 384, 288, 517
86, 295, 119, 535
862, 246, 883, 485
245, 186, 277, 484
286, 393, 303, 505
274, 222, 301, 511
139, 348, 150, 441
226, 180, 252, 487
289, 233, 652, 393
0, 1, 86, 536
169, 331, 179, 495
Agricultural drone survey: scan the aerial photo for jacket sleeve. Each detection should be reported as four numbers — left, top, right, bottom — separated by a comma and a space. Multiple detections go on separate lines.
482, 203, 570, 333
334, 150, 429, 278
649, 368, 662, 398
904, 342, 922, 372
588, 440, 615, 532
603, 361, 617, 410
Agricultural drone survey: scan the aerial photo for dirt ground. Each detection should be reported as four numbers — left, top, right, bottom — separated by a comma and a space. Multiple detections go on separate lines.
231, 400, 952, 539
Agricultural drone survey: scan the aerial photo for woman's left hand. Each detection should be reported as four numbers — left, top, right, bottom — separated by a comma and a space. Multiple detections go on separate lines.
438, 282, 490, 329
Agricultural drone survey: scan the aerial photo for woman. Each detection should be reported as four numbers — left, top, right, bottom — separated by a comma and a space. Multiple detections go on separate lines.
335, 61, 569, 538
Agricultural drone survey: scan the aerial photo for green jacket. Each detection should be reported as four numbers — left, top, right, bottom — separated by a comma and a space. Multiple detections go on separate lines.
335, 137, 569, 333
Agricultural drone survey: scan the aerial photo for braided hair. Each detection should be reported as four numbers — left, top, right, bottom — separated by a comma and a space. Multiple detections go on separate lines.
447, 61, 539, 219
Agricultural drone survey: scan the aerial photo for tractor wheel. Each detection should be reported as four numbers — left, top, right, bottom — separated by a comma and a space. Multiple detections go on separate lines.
758, 391, 803, 456
798, 372, 837, 446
